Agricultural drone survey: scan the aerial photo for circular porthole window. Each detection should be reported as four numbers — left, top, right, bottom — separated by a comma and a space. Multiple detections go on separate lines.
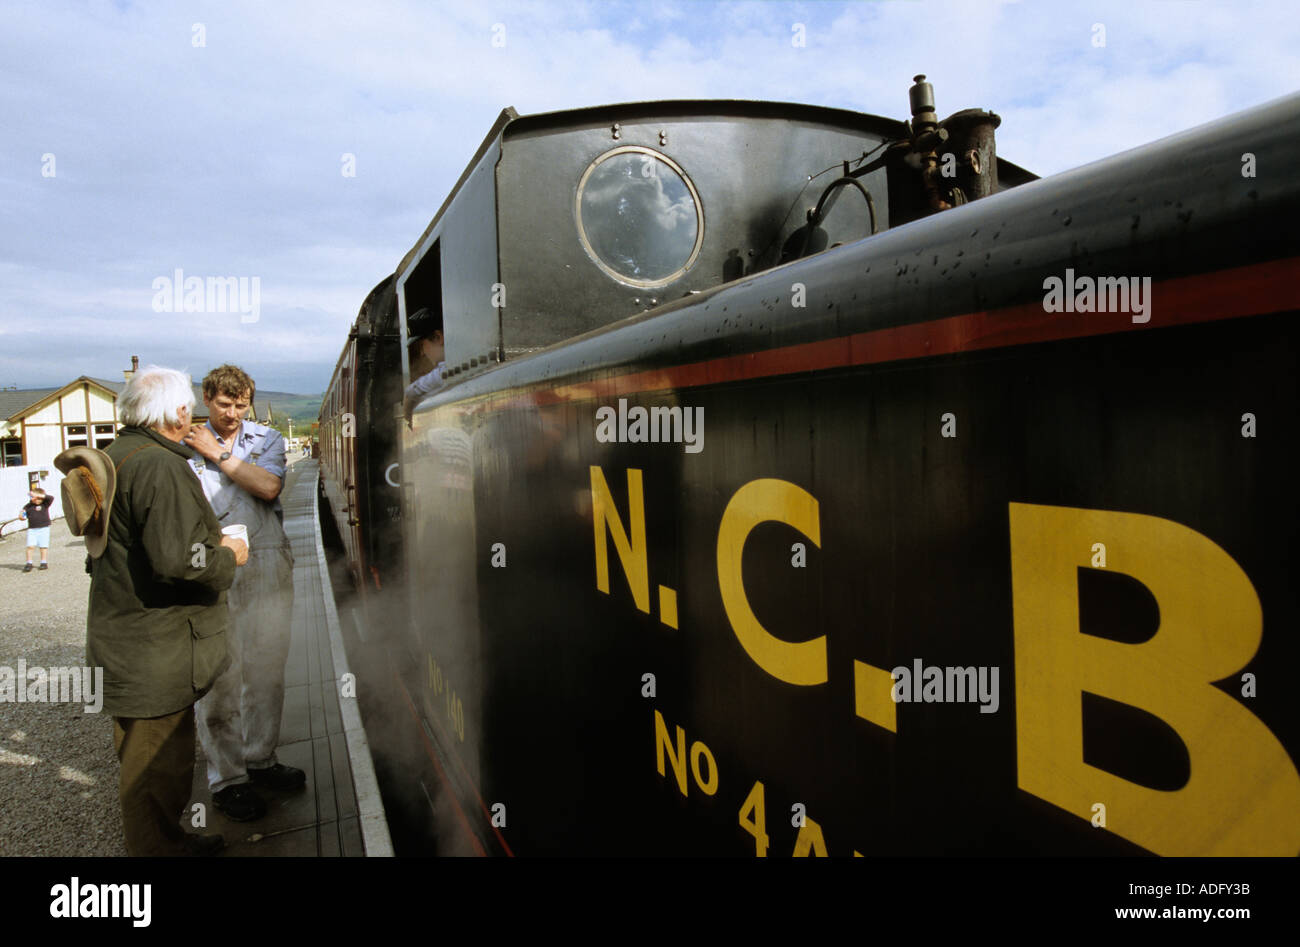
576, 146, 703, 288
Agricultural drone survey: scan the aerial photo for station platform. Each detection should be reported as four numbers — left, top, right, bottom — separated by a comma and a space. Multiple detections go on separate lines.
187, 459, 393, 856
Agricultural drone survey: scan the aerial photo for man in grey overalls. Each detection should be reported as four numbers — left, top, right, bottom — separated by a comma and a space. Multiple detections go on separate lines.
184, 365, 301, 821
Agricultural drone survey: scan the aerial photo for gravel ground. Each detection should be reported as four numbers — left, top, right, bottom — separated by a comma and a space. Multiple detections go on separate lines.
0, 516, 126, 856
1, 455, 310, 857
0, 455, 312, 853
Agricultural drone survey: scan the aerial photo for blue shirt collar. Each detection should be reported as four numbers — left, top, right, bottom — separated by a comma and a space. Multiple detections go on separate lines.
206, 419, 253, 445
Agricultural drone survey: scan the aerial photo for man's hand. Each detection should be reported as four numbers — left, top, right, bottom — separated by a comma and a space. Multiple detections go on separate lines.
184, 424, 282, 501
220, 535, 249, 566
183, 424, 226, 463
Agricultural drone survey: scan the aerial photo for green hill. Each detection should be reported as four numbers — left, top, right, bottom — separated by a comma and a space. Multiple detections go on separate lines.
259, 391, 323, 431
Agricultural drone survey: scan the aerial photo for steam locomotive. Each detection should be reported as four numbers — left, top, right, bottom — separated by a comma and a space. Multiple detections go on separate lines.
319, 77, 1300, 856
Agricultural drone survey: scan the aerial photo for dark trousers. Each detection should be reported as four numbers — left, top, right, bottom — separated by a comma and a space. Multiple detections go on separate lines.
113, 706, 195, 856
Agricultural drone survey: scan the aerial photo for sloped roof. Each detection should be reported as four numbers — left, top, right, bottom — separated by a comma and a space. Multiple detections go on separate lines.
0, 377, 119, 422
1, 376, 272, 424
0, 387, 60, 423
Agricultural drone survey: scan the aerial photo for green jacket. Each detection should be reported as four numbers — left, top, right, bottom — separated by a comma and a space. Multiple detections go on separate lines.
88, 425, 236, 718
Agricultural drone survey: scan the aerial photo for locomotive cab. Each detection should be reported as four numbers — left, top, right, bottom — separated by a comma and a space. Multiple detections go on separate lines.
394, 80, 1035, 392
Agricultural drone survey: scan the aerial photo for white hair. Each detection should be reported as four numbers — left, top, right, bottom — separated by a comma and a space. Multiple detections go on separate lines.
118, 365, 195, 430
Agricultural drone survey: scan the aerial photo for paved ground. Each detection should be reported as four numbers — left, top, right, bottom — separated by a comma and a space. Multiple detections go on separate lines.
0, 455, 365, 857
0, 514, 124, 855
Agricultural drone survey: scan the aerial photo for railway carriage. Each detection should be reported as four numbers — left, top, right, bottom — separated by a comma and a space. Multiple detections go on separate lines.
320, 79, 1300, 856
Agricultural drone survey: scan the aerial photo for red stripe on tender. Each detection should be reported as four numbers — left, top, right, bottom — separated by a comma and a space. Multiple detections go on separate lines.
467, 256, 1297, 413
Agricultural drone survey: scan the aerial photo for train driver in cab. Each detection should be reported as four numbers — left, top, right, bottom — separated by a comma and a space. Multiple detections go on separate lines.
403, 306, 446, 424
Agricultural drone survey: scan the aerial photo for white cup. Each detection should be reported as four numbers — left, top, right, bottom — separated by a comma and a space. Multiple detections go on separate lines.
222, 524, 249, 546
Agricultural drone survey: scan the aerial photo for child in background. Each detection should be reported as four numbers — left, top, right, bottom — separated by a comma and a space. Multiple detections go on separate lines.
20, 487, 55, 572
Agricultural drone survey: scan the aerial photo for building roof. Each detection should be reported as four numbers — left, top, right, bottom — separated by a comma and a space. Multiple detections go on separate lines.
1, 376, 273, 424
0, 387, 61, 423
0, 378, 125, 423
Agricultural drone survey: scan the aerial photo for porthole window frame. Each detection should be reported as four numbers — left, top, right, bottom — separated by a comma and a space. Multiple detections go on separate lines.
574, 145, 705, 289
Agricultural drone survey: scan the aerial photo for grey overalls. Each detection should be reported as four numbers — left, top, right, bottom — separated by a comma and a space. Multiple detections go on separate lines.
189, 420, 295, 791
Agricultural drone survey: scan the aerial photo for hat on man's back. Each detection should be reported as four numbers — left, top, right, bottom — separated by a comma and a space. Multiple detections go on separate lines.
54, 447, 116, 559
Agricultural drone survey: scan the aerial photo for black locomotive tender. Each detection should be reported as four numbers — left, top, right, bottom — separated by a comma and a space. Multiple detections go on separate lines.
319, 78, 1300, 856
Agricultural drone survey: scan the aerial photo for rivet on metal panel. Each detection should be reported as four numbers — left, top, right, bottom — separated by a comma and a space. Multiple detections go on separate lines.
612, 123, 621, 140
659, 130, 667, 146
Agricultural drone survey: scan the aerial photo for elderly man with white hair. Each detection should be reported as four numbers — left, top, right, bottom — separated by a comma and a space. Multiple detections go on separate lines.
86, 365, 249, 856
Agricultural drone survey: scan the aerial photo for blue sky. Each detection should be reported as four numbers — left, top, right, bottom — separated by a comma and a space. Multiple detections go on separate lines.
2, 0, 1297, 394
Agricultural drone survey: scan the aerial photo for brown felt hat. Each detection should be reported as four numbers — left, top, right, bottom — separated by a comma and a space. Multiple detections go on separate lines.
54, 447, 116, 559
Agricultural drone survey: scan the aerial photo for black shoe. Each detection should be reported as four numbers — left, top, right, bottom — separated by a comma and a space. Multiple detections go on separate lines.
23, 563, 33, 573
38, 563, 47, 571
212, 784, 267, 822
180, 833, 225, 856
246, 763, 306, 791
